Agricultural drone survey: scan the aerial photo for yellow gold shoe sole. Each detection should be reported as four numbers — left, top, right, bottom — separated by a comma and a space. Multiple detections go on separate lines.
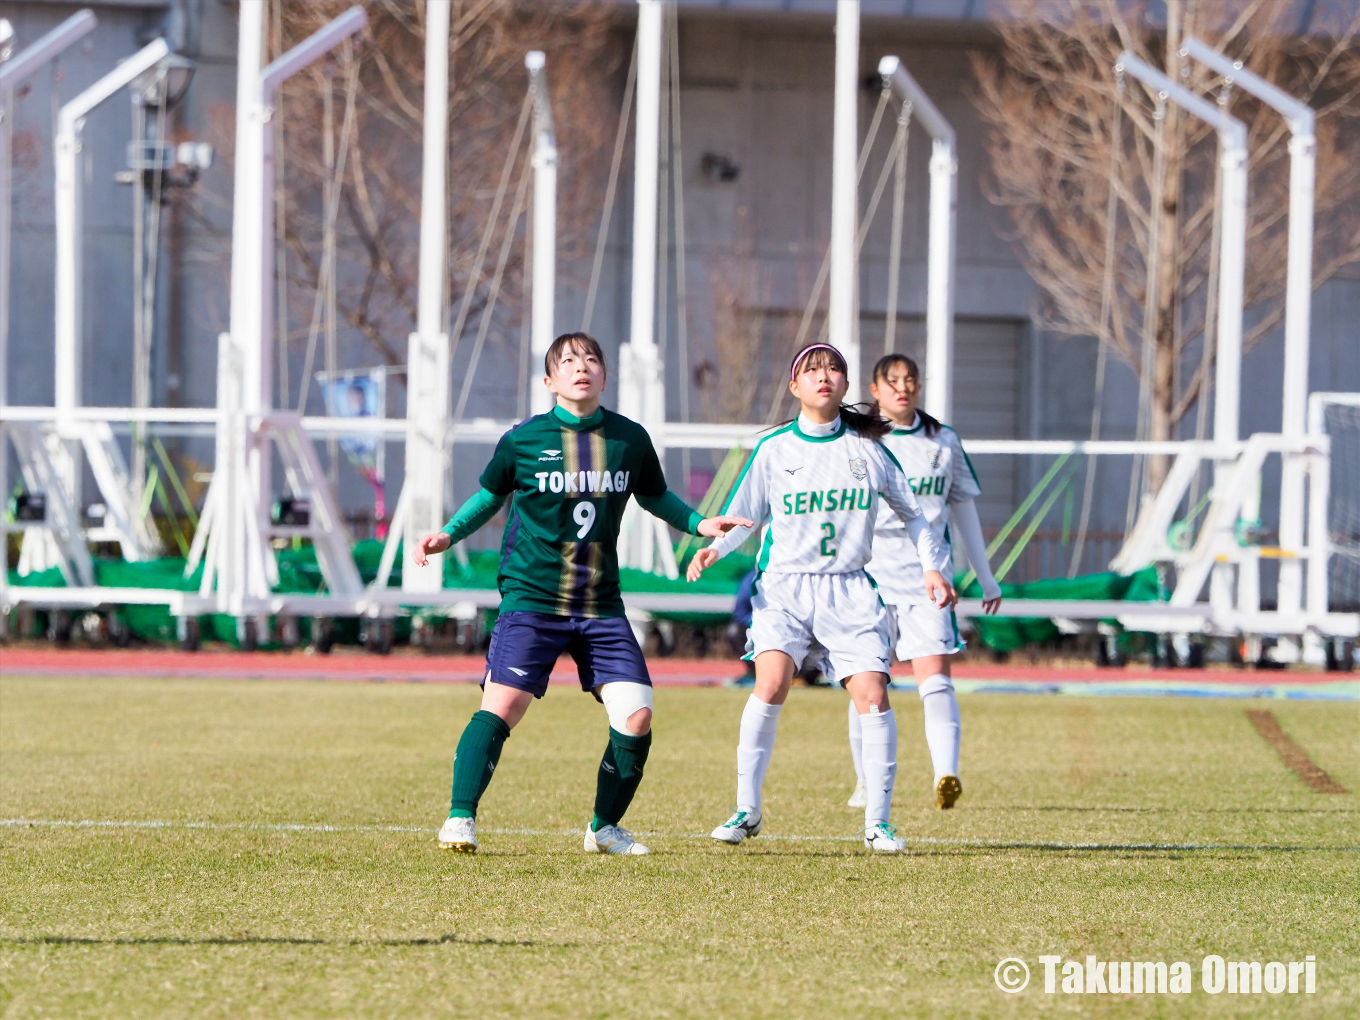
935, 775, 963, 810
439, 840, 477, 853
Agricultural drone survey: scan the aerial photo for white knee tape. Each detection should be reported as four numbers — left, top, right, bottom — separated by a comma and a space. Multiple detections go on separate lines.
600, 681, 654, 732
917, 672, 954, 700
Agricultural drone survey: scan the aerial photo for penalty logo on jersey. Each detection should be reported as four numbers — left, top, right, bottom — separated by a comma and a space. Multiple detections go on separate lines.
848, 457, 868, 481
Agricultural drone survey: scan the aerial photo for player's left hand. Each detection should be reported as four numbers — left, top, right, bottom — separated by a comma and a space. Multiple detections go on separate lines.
981, 595, 1003, 615
696, 514, 755, 538
923, 570, 958, 610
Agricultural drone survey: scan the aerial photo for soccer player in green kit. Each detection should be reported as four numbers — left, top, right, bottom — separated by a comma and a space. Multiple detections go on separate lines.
414, 332, 752, 855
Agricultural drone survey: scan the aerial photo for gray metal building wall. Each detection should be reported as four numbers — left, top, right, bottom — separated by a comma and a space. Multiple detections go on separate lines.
3, 1, 1356, 571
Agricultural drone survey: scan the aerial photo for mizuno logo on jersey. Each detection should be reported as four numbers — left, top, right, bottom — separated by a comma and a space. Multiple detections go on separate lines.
534, 469, 631, 495
781, 488, 872, 515
783, 466, 802, 475
908, 475, 946, 496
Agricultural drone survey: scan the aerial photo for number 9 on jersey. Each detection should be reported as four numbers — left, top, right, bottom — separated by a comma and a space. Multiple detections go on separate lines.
573, 501, 597, 539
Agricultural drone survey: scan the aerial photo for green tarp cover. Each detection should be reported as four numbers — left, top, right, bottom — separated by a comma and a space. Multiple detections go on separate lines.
956, 567, 1165, 652
8, 545, 1162, 652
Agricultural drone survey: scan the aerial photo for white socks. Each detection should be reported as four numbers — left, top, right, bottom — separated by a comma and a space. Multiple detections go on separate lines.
736, 695, 782, 815
847, 698, 865, 788
919, 672, 961, 782
849, 672, 961, 799
858, 707, 898, 828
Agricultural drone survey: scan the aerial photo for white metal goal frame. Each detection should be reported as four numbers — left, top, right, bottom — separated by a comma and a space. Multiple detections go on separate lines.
3, 7, 1353, 656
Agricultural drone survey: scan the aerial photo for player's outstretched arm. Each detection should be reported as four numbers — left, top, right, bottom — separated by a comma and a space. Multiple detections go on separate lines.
634, 488, 755, 539
415, 487, 507, 567
686, 547, 720, 582
951, 497, 1002, 614
696, 514, 755, 538
413, 532, 452, 566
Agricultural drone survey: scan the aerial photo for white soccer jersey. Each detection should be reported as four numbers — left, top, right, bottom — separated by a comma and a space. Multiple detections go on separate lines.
867, 415, 981, 602
709, 414, 949, 575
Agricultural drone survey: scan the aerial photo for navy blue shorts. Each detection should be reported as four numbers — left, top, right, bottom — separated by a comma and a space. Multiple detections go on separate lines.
484, 611, 652, 699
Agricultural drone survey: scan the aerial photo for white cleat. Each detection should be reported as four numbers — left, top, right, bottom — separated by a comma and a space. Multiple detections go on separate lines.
710, 809, 762, 845
584, 824, 651, 855
847, 780, 867, 809
438, 815, 478, 853
864, 822, 906, 853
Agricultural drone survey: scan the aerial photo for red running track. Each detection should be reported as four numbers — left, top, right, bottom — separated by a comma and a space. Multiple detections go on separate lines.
0, 646, 1347, 687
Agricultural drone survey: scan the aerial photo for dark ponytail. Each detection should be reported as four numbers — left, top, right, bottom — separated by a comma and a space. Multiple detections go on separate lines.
840, 402, 893, 440
786, 343, 893, 439
871, 352, 941, 438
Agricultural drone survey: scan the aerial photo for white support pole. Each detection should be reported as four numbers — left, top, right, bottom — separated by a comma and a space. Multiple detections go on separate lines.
829, 0, 860, 399
400, 0, 451, 595
1182, 38, 1316, 623
1117, 54, 1247, 451
622, 0, 662, 425
214, 4, 367, 611
415, 1, 449, 346
618, 0, 664, 570
0, 9, 97, 412
51, 36, 169, 526
526, 50, 557, 417
878, 55, 957, 421
1117, 52, 1248, 614
249, 7, 368, 421
221, 0, 264, 611
0, 10, 95, 89
54, 38, 171, 429
210, 0, 264, 612
1214, 140, 1247, 448
1282, 131, 1317, 628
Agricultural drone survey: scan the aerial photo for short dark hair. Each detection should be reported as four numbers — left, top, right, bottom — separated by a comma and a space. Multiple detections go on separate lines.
545, 332, 606, 377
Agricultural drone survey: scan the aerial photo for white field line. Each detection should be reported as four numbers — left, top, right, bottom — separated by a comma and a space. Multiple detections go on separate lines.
2, 818, 1355, 852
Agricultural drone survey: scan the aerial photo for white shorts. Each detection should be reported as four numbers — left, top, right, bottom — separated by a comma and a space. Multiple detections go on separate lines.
885, 598, 964, 662
746, 571, 891, 682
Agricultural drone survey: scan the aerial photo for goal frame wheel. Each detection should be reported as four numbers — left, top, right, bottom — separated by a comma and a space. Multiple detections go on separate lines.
178, 617, 201, 653
310, 616, 336, 655
365, 617, 394, 656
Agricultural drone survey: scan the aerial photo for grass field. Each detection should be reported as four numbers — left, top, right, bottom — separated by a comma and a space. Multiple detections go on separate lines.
1, 672, 1357, 1018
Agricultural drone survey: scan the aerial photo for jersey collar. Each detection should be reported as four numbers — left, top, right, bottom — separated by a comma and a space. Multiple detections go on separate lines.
793, 412, 845, 442
893, 412, 923, 436
550, 404, 605, 431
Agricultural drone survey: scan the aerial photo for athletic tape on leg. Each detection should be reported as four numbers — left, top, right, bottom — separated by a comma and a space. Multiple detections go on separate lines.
600, 681, 654, 733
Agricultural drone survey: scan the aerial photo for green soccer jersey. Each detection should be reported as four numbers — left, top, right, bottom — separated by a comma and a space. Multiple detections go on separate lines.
442, 404, 703, 618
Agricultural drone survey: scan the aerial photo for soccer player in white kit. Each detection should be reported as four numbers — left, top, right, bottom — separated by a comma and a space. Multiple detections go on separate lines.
847, 353, 1003, 812
687, 343, 957, 852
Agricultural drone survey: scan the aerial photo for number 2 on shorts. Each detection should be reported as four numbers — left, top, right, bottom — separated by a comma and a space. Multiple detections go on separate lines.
819, 521, 836, 557
573, 501, 597, 539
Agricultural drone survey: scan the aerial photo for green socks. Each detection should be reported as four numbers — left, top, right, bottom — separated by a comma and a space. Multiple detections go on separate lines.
448, 710, 511, 819
591, 727, 652, 830
450, 713, 649, 828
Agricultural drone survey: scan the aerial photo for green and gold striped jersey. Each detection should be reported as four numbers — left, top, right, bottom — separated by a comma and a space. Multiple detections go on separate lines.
463, 404, 701, 618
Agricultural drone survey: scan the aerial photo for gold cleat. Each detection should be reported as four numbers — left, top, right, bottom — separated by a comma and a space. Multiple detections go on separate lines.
437, 816, 478, 852
935, 775, 963, 810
